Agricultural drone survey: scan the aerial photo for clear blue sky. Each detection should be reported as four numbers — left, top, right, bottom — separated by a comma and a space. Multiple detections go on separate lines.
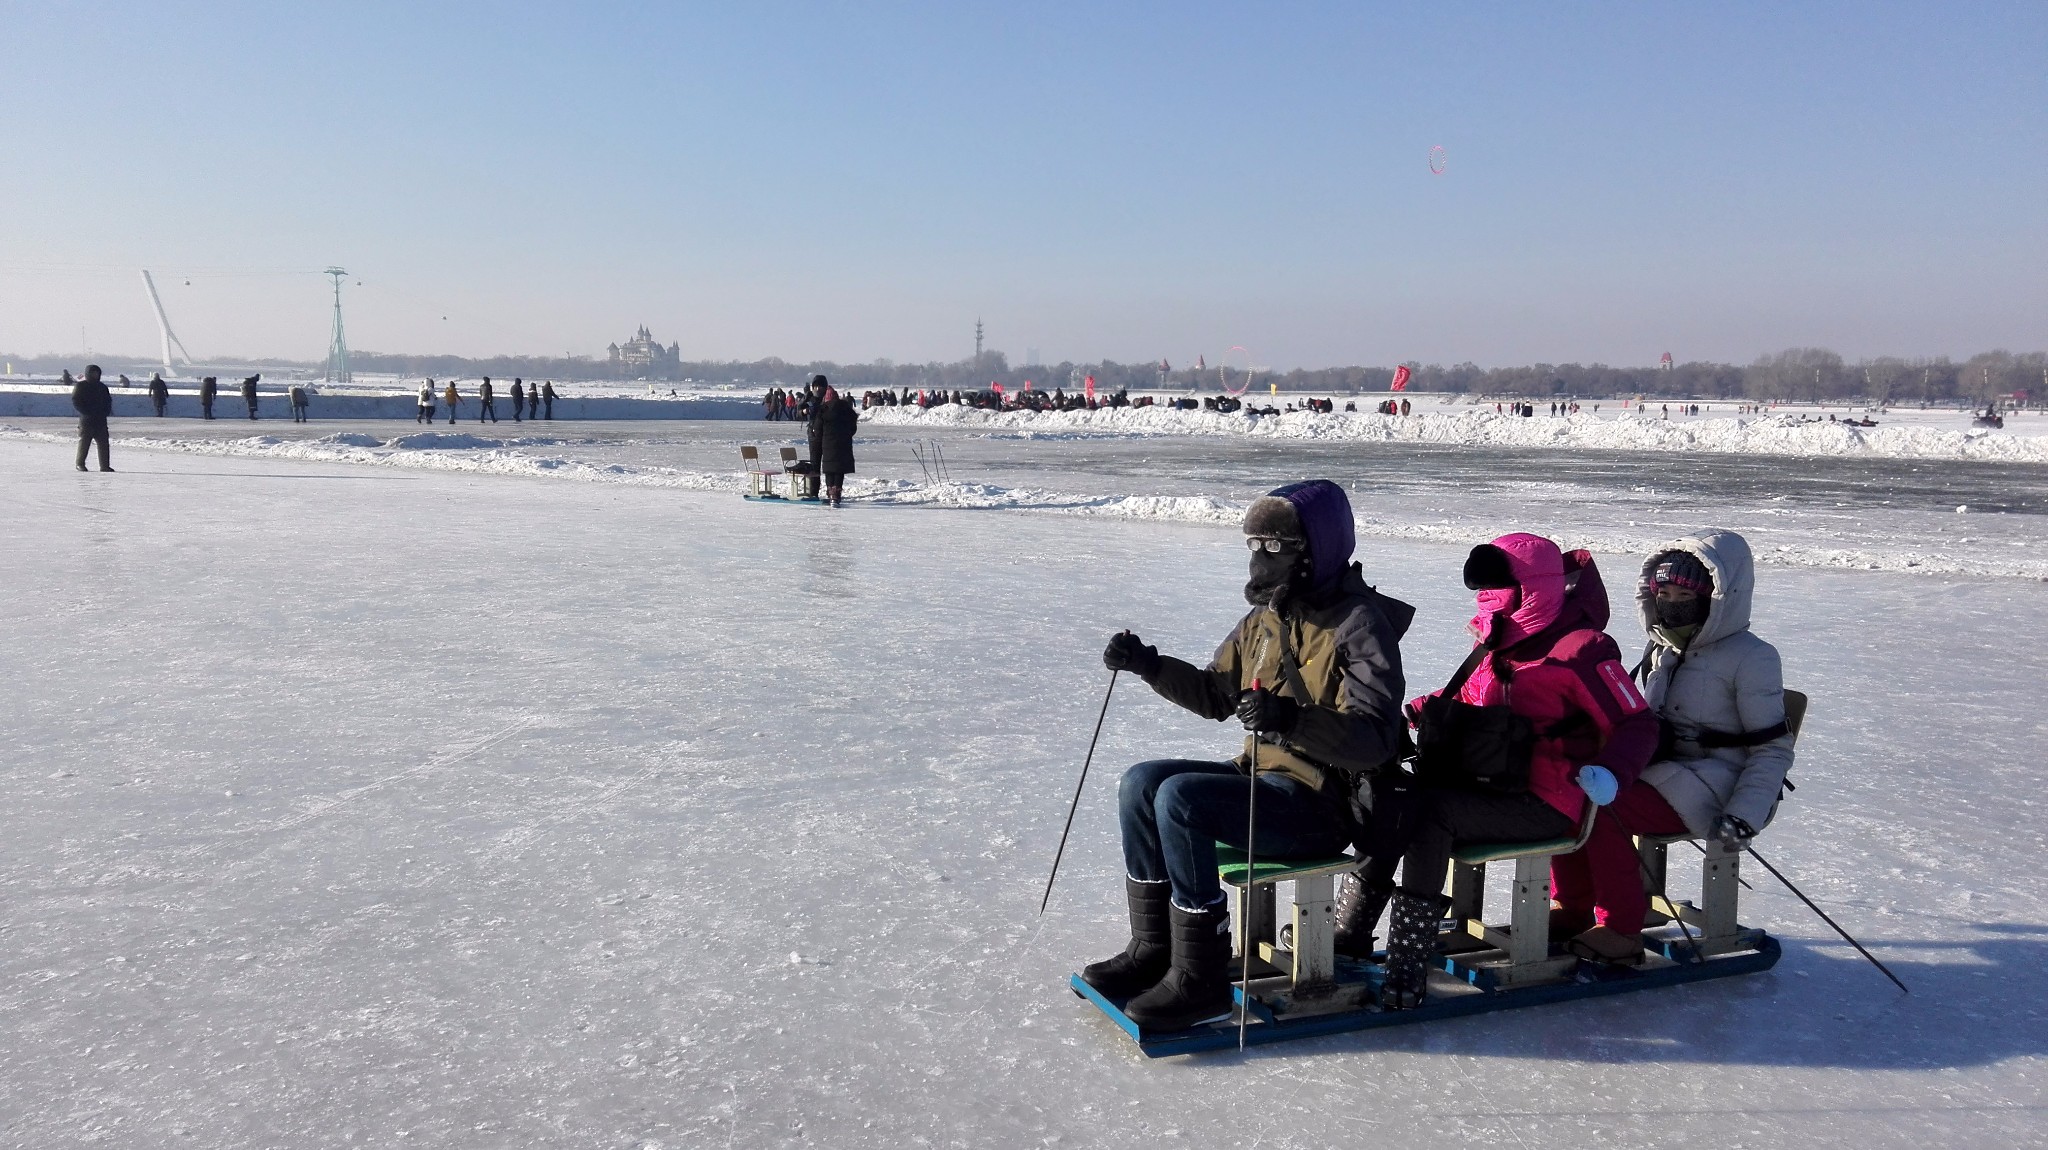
3, 2, 2042, 369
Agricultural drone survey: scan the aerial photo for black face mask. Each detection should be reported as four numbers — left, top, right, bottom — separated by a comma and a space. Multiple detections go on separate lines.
1245, 548, 1308, 607
1654, 595, 1709, 629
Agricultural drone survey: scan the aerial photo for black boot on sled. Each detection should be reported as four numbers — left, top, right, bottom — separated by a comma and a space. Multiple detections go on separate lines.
1380, 889, 1450, 1011
1080, 877, 1171, 998
1277, 870, 1394, 959
1123, 899, 1235, 1032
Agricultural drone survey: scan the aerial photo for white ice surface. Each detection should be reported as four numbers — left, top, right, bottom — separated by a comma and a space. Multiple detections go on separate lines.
2, 436, 2045, 1148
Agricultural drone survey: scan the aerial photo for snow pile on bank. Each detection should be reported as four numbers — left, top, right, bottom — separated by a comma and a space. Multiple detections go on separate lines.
864, 405, 2048, 463
9, 424, 2038, 581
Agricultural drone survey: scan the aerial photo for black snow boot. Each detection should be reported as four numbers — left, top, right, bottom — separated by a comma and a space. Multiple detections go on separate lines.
1276, 870, 1393, 959
1379, 889, 1450, 1011
1079, 877, 1171, 998
1122, 899, 1236, 1033
1334, 872, 1395, 959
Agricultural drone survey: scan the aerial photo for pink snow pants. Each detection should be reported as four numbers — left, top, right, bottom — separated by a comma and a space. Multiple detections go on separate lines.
1550, 783, 1689, 936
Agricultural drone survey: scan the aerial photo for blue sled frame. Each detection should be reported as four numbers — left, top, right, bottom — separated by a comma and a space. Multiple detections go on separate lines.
1069, 931, 1781, 1058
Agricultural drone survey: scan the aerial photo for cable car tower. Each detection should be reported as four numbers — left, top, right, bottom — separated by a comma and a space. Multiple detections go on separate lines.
324, 266, 352, 383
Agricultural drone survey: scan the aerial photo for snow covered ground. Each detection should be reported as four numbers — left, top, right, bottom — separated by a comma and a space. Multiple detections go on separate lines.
3, 431, 2044, 1148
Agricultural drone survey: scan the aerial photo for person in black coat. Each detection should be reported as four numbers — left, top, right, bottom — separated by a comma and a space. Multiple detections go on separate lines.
72, 364, 114, 471
200, 376, 218, 419
510, 378, 525, 423
241, 374, 261, 419
541, 381, 557, 420
802, 375, 834, 498
478, 376, 499, 422
148, 373, 169, 417
818, 393, 859, 507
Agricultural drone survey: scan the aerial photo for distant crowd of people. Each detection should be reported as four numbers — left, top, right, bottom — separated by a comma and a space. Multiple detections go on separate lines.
417, 377, 557, 424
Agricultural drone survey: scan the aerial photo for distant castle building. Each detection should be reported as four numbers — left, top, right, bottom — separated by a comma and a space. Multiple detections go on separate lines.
607, 325, 682, 376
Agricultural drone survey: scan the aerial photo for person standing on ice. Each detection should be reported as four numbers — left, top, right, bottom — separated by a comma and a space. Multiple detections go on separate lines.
1382, 534, 1661, 1006
241, 374, 261, 420
71, 364, 114, 472
1549, 531, 1795, 951
200, 376, 218, 420
817, 386, 859, 507
527, 381, 541, 419
510, 378, 525, 423
148, 373, 169, 417
1085, 480, 1413, 1032
479, 376, 499, 423
417, 380, 436, 423
541, 381, 557, 420
444, 380, 460, 424
803, 375, 835, 498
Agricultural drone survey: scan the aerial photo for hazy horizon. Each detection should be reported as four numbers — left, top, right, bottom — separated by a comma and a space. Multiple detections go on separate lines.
4, 4, 2042, 371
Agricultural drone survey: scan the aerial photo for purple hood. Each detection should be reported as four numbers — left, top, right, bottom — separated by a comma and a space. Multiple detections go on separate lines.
1265, 480, 1356, 596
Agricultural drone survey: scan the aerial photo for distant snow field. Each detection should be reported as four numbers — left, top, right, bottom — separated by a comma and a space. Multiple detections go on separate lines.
1, 427, 2044, 1148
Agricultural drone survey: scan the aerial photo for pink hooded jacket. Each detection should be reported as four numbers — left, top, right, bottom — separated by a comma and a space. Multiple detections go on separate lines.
1422, 533, 1661, 820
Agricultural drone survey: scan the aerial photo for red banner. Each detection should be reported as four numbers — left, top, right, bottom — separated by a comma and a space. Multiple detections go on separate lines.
1390, 365, 1411, 392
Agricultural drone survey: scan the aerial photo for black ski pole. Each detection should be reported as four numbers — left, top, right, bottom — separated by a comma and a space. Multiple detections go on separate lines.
1683, 835, 1754, 891
1038, 669, 1120, 915
1744, 846, 1909, 994
1239, 680, 1261, 1053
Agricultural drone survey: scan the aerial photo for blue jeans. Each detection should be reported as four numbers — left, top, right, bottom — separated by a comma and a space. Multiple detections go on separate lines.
1117, 758, 1352, 911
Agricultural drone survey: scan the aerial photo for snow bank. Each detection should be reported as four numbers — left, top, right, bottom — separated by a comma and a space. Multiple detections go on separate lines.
10, 423, 2039, 581
864, 404, 2048, 464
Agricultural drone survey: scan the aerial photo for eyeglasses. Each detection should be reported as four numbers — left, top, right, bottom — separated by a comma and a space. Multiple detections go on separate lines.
1245, 536, 1302, 553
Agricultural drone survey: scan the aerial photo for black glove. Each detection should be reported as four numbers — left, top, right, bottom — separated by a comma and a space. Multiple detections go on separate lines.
1236, 687, 1299, 735
1710, 814, 1756, 851
1102, 631, 1160, 677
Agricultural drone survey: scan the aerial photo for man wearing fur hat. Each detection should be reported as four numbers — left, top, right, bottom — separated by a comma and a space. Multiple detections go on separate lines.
1083, 479, 1413, 1032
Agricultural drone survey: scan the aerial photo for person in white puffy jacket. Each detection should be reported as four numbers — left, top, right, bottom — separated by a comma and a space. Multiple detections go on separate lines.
1634, 528, 1795, 846
1550, 527, 1794, 955
417, 381, 436, 424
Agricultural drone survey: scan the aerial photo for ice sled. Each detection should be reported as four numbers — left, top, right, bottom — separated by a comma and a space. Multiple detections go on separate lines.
1069, 695, 1807, 1057
740, 445, 825, 503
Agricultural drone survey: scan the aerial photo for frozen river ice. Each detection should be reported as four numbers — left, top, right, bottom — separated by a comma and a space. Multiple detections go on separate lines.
1, 432, 2045, 1148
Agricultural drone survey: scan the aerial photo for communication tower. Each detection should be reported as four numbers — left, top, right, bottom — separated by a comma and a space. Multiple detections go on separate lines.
324, 267, 351, 384
974, 318, 984, 371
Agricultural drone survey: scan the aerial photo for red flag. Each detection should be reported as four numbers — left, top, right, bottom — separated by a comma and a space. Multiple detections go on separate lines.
1390, 365, 1411, 392
1084, 374, 1096, 401
992, 382, 1004, 395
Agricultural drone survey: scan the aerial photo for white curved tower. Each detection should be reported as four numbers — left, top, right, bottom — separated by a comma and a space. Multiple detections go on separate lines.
140, 270, 195, 373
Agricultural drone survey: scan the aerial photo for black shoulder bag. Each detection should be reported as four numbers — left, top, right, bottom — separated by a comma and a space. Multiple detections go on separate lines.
1411, 645, 1534, 794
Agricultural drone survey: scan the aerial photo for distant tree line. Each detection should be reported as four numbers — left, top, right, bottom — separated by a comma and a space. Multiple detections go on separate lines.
8, 346, 2042, 404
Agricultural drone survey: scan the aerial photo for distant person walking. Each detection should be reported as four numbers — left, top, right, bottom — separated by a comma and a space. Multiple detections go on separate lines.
72, 364, 114, 472
444, 380, 460, 424
541, 381, 557, 420
417, 380, 436, 423
241, 374, 261, 420
527, 382, 541, 420
200, 376, 218, 419
148, 372, 169, 417
479, 376, 499, 423
510, 378, 525, 423
289, 384, 310, 422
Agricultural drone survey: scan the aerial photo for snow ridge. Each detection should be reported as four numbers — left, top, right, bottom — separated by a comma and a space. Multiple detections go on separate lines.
863, 405, 2048, 464
7, 425, 2040, 581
